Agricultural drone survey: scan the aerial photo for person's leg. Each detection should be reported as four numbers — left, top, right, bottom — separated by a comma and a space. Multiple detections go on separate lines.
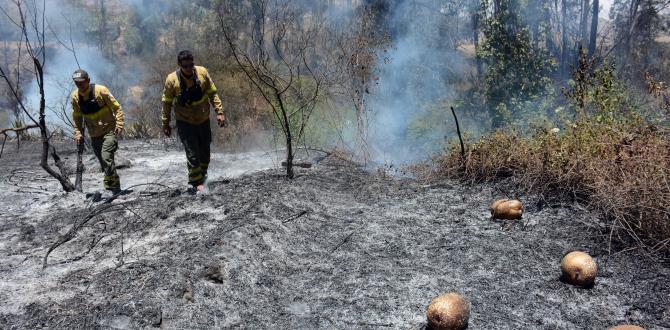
197, 120, 212, 183
177, 121, 203, 187
100, 131, 120, 191
91, 135, 104, 173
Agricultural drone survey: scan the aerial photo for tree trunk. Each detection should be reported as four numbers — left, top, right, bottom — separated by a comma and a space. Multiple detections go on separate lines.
34, 58, 75, 192
580, 0, 591, 49
561, 0, 568, 75
285, 133, 293, 179
472, 12, 482, 76
75, 139, 85, 192
277, 94, 294, 179
530, 0, 540, 47
623, 0, 641, 64
588, 0, 599, 57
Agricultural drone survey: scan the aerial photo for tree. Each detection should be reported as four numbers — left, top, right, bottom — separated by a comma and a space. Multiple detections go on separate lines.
580, 0, 591, 50
610, 0, 668, 76
326, 2, 391, 162
588, 0, 599, 57
478, 0, 556, 128
0, 0, 76, 191
217, 0, 331, 179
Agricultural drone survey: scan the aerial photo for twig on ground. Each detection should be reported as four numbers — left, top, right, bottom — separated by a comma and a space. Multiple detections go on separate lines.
282, 210, 308, 223
330, 232, 354, 253
43, 183, 177, 268
43, 201, 125, 268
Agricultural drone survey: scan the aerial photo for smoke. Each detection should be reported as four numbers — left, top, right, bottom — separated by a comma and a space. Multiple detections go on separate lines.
18, 0, 146, 132
365, 1, 468, 164
600, 0, 614, 18
24, 46, 115, 129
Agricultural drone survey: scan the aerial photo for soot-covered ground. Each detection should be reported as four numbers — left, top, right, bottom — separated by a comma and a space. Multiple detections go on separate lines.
0, 140, 668, 329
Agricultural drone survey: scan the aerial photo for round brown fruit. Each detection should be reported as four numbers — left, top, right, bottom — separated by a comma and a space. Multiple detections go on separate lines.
489, 199, 508, 213
608, 325, 645, 330
426, 292, 470, 330
561, 251, 597, 287
490, 199, 523, 220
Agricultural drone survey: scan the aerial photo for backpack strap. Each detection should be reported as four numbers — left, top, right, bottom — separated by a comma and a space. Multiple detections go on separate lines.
78, 83, 96, 104
89, 84, 96, 101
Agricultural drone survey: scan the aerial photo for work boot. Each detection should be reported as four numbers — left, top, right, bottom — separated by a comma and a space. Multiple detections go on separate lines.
86, 191, 103, 202
100, 189, 114, 200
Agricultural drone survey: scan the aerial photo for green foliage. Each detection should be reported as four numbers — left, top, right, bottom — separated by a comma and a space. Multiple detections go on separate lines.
478, 0, 556, 128
562, 50, 638, 126
406, 102, 451, 155
300, 101, 356, 148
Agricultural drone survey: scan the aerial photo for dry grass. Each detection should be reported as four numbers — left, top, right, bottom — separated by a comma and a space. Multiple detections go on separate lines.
421, 120, 670, 253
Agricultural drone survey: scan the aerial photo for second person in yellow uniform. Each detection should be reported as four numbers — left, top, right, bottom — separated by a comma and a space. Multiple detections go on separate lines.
161, 50, 226, 192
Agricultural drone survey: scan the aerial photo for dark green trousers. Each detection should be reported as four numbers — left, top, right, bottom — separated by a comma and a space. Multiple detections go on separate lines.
177, 120, 212, 186
91, 131, 120, 189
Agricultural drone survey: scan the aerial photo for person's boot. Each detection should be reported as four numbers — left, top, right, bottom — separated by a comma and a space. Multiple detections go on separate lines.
100, 189, 114, 200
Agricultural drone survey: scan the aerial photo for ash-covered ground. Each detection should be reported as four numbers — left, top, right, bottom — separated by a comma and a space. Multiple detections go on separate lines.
0, 139, 668, 329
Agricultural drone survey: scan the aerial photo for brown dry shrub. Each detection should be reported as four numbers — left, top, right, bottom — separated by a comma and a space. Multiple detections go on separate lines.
423, 120, 670, 252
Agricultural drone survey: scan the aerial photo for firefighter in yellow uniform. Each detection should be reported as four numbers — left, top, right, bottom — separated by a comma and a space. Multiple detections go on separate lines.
162, 50, 225, 192
71, 69, 125, 193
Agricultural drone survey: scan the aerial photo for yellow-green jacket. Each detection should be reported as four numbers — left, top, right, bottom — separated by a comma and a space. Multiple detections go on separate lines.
161, 66, 224, 126
71, 84, 124, 139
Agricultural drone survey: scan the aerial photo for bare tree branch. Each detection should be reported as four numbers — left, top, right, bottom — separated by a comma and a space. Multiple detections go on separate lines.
0, 0, 75, 192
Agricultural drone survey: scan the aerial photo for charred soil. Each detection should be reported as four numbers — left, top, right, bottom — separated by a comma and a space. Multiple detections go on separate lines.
0, 140, 668, 329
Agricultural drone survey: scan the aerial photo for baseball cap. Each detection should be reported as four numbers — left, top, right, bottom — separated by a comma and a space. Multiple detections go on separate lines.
72, 69, 89, 82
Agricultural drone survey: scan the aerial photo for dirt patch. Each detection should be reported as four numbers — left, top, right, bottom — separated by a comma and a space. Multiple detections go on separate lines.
0, 142, 669, 329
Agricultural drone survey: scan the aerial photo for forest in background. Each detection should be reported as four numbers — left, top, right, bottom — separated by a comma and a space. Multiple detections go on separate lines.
1, 0, 667, 154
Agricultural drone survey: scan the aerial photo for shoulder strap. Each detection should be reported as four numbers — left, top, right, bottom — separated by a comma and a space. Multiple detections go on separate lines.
177, 68, 200, 89
193, 67, 200, 87
89, 84, 96, 100
176, 70, 183, 86
78, 84, 96, 103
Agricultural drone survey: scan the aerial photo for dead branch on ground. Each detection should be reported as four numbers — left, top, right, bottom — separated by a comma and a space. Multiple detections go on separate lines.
42, 183, 175, 269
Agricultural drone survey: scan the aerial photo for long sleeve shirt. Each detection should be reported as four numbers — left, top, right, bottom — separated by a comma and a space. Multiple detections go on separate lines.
71, 84, 124, 139
161, 66, 224, 127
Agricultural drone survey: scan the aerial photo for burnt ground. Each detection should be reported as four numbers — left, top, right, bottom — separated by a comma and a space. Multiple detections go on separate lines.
0, 139, 669, 329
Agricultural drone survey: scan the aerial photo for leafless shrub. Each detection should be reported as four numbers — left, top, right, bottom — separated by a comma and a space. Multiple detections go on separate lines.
217, 0, 335, 179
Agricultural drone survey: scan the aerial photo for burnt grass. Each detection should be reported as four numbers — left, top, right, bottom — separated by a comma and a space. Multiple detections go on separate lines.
1, 152, 670, 329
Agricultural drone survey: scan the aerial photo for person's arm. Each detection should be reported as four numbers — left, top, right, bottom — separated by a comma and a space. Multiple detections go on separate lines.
161, 77, 175, 128
101, 86, 124, 134
203, 68, 225, 126
71, 94, 84, 143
